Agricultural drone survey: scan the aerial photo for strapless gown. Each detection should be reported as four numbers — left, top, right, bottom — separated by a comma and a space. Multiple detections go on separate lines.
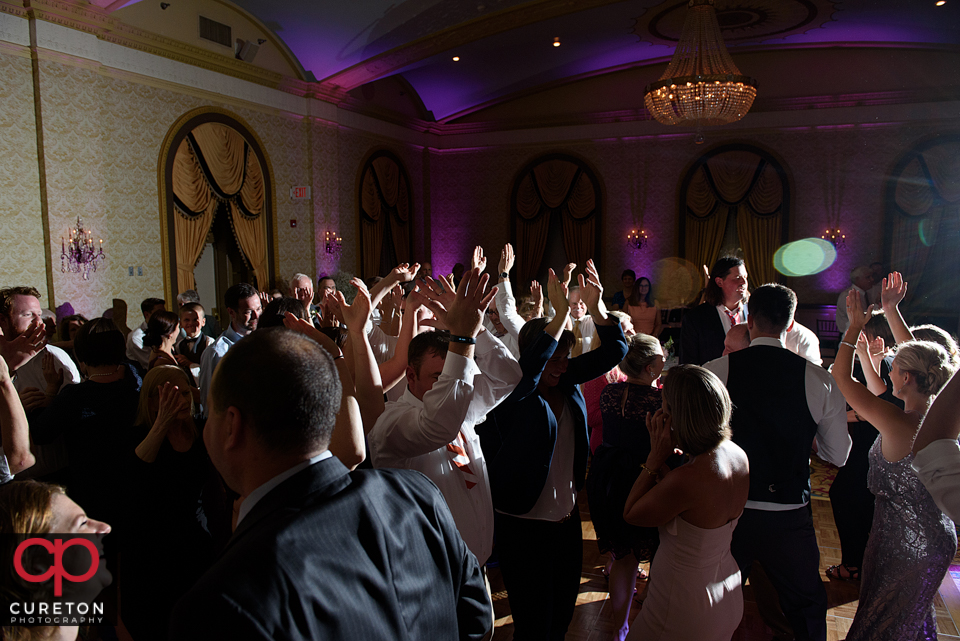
627, 515, 743, 640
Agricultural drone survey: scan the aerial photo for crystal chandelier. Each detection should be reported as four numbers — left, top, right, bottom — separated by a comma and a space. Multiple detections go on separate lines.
61, 216, 105, 280
643, 0, 758, 127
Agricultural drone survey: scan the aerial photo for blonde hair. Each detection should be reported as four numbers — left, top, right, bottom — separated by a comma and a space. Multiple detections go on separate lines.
136, 365, 195, 427
893, 340, 957, 396
661, 365, 732, 456
0, 481, 66, 641
619, 333, 662, 379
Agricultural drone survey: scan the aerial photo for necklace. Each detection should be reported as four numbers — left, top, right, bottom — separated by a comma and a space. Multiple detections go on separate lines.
88, 366, 121, 379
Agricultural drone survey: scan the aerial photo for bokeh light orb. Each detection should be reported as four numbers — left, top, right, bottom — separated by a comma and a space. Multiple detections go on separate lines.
774, 238, 837, 277
651, 258, 702, 308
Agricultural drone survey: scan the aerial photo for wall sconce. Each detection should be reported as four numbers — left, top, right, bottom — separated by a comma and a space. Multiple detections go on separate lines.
627, 229, 649, 251
325, 230, 342, 259
61, 217, 105, 280
821, 227, 846, 250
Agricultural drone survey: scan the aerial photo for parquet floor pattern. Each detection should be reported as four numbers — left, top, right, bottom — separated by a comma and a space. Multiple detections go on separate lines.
488, 496, 960, 641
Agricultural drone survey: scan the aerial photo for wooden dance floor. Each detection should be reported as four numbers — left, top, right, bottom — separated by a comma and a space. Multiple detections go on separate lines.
488, 494, 960, 641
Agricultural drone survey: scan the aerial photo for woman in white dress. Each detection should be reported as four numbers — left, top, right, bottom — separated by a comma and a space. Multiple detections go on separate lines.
623, 364, 750, 640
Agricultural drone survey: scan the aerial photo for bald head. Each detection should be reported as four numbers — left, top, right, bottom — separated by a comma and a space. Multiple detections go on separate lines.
723, 323, 751, 355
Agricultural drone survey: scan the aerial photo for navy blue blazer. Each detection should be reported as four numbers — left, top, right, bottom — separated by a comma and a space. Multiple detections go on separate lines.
169, 457, 491, 641
479, 322, 628, 515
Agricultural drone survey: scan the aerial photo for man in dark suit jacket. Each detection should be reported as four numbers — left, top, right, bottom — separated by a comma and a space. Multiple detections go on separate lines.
680, 256, 749, 365
169, 328, 491, 641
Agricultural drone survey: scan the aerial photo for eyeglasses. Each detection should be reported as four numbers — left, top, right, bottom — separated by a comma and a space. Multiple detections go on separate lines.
485, 309, 498, 316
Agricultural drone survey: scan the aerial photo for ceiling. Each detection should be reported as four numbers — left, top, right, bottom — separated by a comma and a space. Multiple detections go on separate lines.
111, 0, 960, 123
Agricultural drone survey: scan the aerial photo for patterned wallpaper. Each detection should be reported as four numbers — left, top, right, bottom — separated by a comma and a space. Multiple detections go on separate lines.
0, 48, 47, 304
0, 11, 956, 322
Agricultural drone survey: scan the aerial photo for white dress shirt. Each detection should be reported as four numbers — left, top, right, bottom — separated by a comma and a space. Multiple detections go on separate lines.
516, 399, 576, 521
367, 331, 521, 564
125, 321, 151, 369
572, 315, 596, 355
199, 324, 245, 416
785, 321, 823, 366
704, 337, 851, 511
913, 438, 960, 523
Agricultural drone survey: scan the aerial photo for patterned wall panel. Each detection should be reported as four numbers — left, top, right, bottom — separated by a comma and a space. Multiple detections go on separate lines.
0, 50, 48, 303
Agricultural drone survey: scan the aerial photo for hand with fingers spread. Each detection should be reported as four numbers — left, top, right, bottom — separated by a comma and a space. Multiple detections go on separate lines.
283, 312, 343, 358
579, 259, 612, 324
530, 280, 543, 309
258, 291, 272, 309
880, 272, 907, 310
156, 381, 190, 431
417, 268, 496, 339
498, 244, 515, 279
0, 319, 45, 372
561, 263, 577, 288
390, 262, 421, 284
471, 246, 487, 273
419, 274, 456, 313
339, 281, 373, 334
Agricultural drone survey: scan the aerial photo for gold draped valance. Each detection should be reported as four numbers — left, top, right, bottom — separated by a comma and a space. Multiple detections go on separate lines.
684, 149, 784, 287
514, 158, 599, 286
360, 154, 411, 278
172, 122, 268, 290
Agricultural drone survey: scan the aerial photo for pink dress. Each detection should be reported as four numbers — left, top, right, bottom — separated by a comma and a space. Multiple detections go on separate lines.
627, 515, 743, 640
625, 303, 659, 336
583, 371, 626, 454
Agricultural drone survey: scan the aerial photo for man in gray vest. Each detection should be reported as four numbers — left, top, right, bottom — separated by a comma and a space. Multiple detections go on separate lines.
704, 284, 850, 641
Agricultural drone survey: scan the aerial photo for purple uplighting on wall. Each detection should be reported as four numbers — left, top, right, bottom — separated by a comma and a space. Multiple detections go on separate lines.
815, 248, 854, 295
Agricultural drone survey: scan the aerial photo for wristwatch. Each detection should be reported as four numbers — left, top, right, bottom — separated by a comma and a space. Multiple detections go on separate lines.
499, 272, 509, 279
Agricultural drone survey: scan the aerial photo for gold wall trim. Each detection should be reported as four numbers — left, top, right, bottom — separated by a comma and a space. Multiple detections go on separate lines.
0, 39, 30, 58
157, 106, 280, 303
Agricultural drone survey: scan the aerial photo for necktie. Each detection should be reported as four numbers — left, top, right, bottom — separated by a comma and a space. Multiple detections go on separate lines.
446, 432, 478, 490
572, 319, 584, 358
724, 307, 741, 326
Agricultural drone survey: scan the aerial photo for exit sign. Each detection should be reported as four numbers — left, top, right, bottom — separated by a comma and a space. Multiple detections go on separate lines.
290, 186, 311, 199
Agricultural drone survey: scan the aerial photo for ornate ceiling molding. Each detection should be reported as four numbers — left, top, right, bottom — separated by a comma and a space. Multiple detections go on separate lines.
634, 0, 840, 46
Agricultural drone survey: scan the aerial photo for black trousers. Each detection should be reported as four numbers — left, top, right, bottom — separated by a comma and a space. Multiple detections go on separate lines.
732, 505, 828, 641
828, 421, 878, 568
495, 506, 582, 641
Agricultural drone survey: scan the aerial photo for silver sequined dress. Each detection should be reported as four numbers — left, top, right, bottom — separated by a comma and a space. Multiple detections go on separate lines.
845, 437, 957, 641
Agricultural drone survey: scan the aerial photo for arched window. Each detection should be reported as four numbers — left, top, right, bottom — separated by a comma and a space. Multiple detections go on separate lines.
679, 144, 788, 286
885, 135, 960, 324
510, 154, 602, 286
159, 109, 275, 301
359, 151, 412, 278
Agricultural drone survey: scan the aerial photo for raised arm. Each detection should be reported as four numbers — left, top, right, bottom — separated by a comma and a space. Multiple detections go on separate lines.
835, 289, 917, 456
369, 262, 420, 309
915, 369, 960, 453
284, 313, 365, 468
856, 332, 888, 396
379, 297, 421, 394
495, 244, 525, 340
135, 382, 188, 463
0, 349, 33, 473
880, 272, 915, 346
340, 281, 386, 434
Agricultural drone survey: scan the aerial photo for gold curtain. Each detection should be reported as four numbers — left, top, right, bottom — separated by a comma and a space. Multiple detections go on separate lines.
372, 157, 400, 206
517, 213, 550, 288
172, 139, 216, 292
562, 173, 596, 268
360, 167, 384, 278
686, 167, 717, 217
707, 151, 758, 203
533, 160, 578, 208
191, 123, 246, 195
229, 203, 269, 288
736, 204, 780, 286
391, 179, 411, 264
240, 149, 264, 214
685, 209, 729, 279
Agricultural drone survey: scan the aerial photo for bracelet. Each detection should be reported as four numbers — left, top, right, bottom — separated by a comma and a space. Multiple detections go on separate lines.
640, 464, 660, 480
448, 335, 477, 345
839, 340, 857, 350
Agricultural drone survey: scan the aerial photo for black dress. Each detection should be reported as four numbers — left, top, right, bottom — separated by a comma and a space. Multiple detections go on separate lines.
587, 382, 662, 561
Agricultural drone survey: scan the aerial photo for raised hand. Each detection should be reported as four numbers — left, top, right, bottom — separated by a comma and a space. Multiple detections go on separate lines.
530, 280, 543, 308
845, 290, 870, 332
0, 318, 45, 372
880, 272, 907, 309
561, 263, 577, 288
258, 291, 271, 309
578, 258, 604, 313
391, 262, 420, 284
155, 381, 189, 429
294, 284, 313, 307
418, 274, 456, 313
415, 268, 496, 338
283, 312, 342, 358
498, 243, 515, 277
471, 246, 487, 273
338, 279, 373, 333
646, 408, 678, 468
546, 269, 569, 319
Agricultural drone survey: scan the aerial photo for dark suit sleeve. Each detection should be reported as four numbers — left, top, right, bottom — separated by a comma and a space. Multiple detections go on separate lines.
456, 545, 493, 641
564, 323, 627, 385
680, 306, 700, 365
505, 331, 559, 403
169, 592, 273, 641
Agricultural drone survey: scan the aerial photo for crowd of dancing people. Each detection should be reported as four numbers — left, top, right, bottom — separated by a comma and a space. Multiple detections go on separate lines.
0, 245, 959, 641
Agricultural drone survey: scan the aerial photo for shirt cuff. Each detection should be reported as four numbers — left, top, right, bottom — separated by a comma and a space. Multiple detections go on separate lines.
442, 349, 476, 381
